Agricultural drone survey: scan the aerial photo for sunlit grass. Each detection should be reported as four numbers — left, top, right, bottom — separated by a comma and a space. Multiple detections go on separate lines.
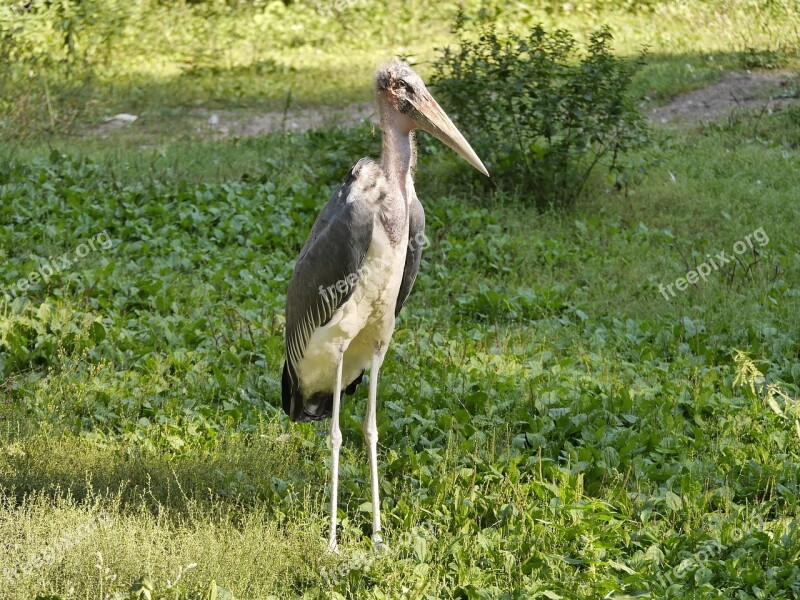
1, 1, 800, 598
2, 101, 799, 596
3, 0, 799, 139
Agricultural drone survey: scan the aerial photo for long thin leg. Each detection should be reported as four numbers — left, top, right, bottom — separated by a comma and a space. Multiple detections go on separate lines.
364, 347, 386, 551
328, 349, 344, 553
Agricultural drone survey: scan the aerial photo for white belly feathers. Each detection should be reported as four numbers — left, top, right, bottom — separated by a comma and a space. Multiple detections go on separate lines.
295, 215, 409, 396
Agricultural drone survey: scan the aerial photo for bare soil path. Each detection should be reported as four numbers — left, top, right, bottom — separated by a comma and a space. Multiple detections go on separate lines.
647, 70, 798, 125
93, 70, 799, 138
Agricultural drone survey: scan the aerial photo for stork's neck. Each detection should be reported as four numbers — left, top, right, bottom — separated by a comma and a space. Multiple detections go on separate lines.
379, 109, 415, 201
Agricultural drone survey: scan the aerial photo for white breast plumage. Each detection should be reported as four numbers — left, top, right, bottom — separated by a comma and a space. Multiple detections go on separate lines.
295, 195, 409, 396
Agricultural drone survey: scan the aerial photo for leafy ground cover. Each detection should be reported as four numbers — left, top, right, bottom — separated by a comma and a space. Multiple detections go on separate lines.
1, 1, 800, 598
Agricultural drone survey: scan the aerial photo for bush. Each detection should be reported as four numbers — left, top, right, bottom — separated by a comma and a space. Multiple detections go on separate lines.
430, 19, 650, 209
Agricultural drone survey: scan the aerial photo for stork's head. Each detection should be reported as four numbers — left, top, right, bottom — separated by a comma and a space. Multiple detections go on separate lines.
376, 59, 489, 177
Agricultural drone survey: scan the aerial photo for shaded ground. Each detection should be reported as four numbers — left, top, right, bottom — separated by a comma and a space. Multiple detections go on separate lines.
189, 102, 377, 136
91, 102, 377, 138
90, 70, 799, 138
647, 70, 799, 124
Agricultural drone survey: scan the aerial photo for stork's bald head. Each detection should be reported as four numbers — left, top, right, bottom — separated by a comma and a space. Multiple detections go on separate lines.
375, 59, 427, 117
374, 59, 489, 177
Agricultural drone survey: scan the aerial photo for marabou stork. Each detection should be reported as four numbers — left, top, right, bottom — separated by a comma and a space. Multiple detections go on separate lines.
282, 59, 488, 551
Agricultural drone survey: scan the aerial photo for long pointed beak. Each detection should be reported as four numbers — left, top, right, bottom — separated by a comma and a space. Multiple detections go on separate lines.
411, 93, 489, 177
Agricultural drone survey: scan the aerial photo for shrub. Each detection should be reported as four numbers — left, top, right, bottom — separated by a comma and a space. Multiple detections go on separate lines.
430, 18, 650, 209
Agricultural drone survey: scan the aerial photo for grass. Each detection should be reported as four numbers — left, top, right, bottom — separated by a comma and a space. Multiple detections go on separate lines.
2, 0, 799, 138
2, 1, 800, 598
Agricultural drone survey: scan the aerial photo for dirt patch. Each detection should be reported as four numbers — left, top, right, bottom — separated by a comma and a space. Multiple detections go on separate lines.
191, 102, 377, 137
87, 102, 378, 138
648, 70, 799, 125
88, 70, 799, 138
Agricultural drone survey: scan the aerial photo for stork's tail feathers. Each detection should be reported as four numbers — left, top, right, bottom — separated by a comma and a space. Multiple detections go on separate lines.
281, 362, 364, 422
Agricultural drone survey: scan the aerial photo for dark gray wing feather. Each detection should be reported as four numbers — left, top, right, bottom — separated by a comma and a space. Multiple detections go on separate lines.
282, 158, 376, 421
395, 193, 425, 316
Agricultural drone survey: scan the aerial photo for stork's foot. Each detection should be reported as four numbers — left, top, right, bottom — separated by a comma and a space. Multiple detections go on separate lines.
371, 533, 389, 555
327, 539, 340, 554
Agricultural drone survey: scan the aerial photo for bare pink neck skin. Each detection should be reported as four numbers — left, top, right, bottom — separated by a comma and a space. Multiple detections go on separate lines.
379, 103, 416, 202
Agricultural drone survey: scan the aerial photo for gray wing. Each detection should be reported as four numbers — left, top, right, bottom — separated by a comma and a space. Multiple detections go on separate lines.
394, 192, 425, 317
282, 158, 377, 421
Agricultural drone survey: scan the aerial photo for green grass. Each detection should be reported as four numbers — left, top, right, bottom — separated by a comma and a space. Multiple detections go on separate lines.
2, 1, 800, 599
2, 0, 799, 138
2, 108, 800, 597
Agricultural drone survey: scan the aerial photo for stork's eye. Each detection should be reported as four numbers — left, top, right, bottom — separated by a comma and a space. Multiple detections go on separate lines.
396, 79, 414, 94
